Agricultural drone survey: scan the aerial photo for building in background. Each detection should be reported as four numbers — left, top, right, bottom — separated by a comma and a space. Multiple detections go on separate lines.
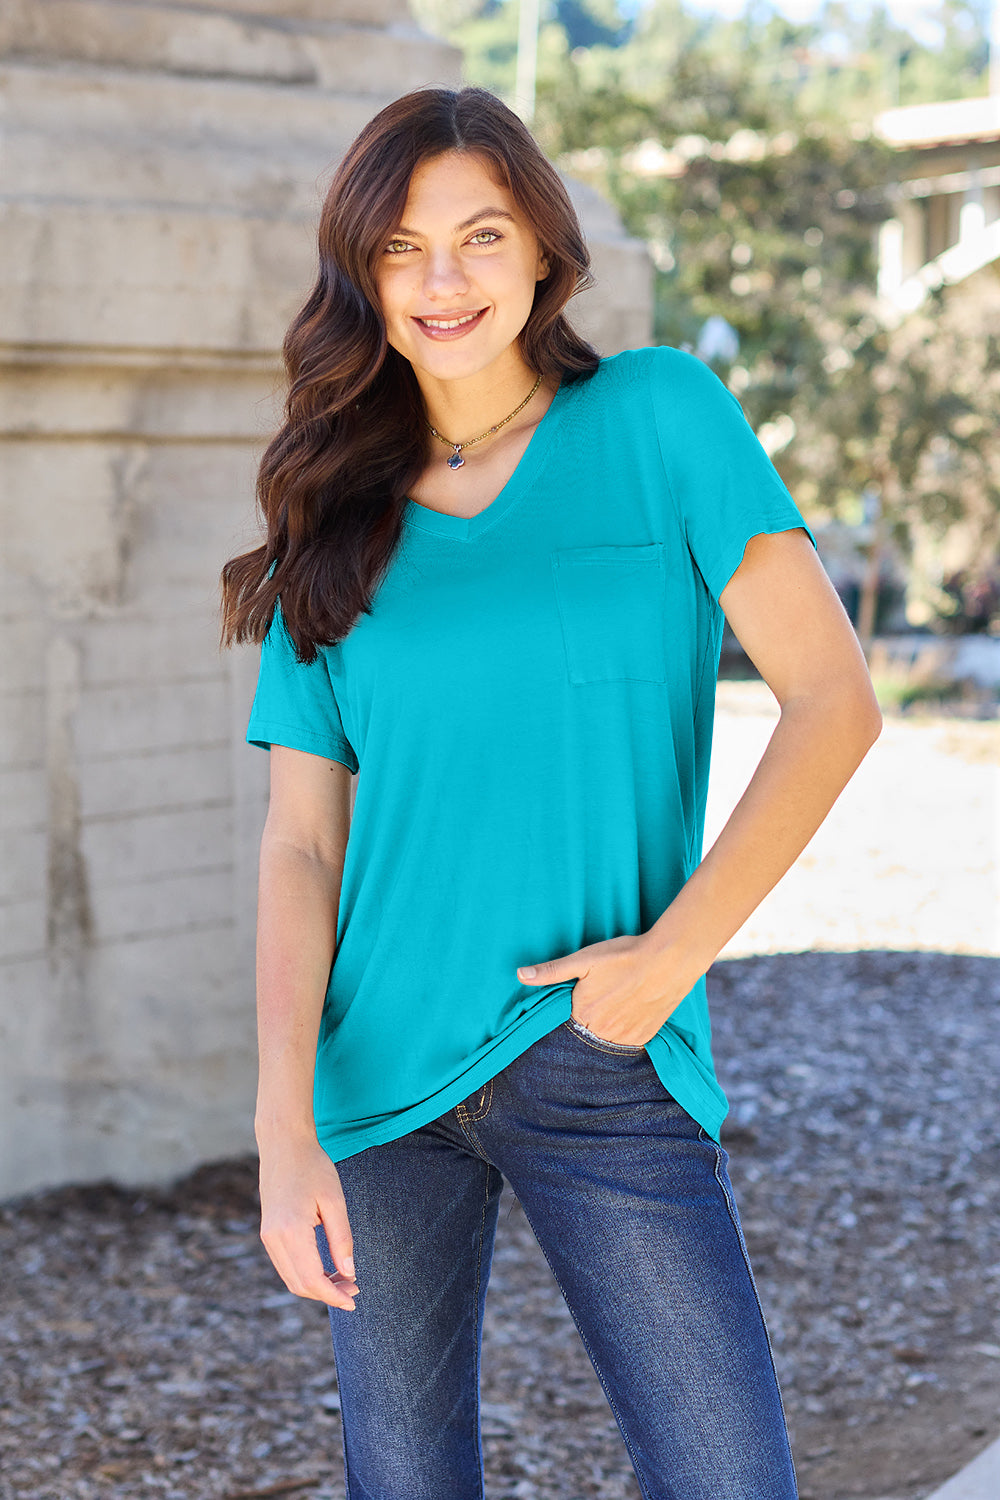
873, 93, 1000, 639
875, 94, 1000, 318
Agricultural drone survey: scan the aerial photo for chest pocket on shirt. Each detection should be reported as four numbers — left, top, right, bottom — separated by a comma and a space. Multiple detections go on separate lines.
550, 543, 669, 686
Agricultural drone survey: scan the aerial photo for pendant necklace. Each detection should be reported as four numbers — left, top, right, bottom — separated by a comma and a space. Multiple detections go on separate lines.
427, 373, 542, 471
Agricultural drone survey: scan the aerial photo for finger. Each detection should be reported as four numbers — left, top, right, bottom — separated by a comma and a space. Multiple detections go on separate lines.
517, 954, 587, 983
262, 1229, 359, 1309
280, 1246, 360, 1309
315, 1218, 356, 1284
311, 1217, 361, 1309
312, 1198, 357, 1282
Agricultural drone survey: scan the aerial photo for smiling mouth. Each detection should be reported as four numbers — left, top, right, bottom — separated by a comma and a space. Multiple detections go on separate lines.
414, 309, 488, 331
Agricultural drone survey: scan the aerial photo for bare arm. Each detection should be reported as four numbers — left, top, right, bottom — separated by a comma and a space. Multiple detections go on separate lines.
519, 527, 883, 1041
254, 744, 360, 1309
642, 526, 882, 986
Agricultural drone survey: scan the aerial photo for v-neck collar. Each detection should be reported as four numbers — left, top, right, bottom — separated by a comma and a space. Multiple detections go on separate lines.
403, 375, 571, 543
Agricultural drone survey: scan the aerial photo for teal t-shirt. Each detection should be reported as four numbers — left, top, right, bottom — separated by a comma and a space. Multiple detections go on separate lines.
246, 344, 816, 1162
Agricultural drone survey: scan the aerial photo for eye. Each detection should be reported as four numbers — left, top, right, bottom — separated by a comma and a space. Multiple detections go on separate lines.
384, 238, 414, 255
469, 229, 502, 245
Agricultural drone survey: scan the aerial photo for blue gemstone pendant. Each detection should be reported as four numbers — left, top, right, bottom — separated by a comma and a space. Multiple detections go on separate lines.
447, 450, 465, 470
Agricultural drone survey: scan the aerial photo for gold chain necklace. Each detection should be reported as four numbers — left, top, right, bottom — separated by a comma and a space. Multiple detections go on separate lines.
427, 374, 543, 471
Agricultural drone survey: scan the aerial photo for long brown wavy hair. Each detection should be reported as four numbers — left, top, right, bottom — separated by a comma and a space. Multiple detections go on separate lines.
219, 85, 601, 662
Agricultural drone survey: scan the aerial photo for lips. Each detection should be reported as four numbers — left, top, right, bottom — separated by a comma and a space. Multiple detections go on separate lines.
413, 307, 488, 339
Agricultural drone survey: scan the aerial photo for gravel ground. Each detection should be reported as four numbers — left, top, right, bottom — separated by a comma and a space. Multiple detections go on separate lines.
2, 697, 998, 1500
3, 950, 997, 1500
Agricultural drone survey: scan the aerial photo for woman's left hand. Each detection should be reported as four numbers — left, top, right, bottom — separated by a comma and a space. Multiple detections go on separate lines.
517, 934, 685, 1047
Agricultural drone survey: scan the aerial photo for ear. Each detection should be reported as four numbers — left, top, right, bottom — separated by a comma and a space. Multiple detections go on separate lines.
536, 252, 550, 281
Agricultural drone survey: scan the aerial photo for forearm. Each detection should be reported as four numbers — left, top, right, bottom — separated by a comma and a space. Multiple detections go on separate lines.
643, 684, 882, 991
254, 834, 344, 1145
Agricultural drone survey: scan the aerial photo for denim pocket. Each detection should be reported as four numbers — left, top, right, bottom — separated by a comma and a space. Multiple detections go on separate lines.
550, 543, 668, 685
563, 1015, 647, 1053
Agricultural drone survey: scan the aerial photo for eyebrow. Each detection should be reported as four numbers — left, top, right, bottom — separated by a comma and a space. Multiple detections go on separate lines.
394, 207, 517, 237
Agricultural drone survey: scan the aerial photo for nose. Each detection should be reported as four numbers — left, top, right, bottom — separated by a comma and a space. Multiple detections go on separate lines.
422, 246, 471, 301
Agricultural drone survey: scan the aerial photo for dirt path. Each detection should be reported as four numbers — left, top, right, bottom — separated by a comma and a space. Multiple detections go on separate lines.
708, 683, 999, 959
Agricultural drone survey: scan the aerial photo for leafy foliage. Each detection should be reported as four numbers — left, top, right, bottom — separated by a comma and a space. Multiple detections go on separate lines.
407, 0, 999, 629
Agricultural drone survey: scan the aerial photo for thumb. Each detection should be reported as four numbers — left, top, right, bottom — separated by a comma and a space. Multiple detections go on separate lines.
517, 955, 574, 984
331, 1243, 356, 1282
315, 1218, 356, 1282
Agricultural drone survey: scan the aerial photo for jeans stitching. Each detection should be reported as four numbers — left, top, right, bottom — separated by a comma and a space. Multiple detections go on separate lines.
563, 1017, 646, 1054
455, 1079, 493, 1135
466, 1077, 494, 1121
454, 1109, 485, 1157
468, 1163, 492, 1500
699, 1127, 799, 1493
339, 1328, 356, 1500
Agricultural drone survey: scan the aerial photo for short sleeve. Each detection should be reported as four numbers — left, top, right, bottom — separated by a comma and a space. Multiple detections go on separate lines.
647, 346, 816, 604
245, 601, 359, 774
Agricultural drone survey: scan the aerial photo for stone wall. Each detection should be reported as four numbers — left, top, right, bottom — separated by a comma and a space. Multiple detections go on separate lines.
0, 1, 652, 1199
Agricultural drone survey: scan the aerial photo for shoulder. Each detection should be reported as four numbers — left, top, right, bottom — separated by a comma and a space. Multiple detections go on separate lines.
629, 344, 733, 400
261, 597, 334, 674
584, 344, 734, 412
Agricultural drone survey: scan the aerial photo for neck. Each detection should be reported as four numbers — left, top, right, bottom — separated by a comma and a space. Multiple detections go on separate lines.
415, 355, 544, 444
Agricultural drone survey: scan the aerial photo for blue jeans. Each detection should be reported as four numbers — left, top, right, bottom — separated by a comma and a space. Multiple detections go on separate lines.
315, 1016, 798, 1500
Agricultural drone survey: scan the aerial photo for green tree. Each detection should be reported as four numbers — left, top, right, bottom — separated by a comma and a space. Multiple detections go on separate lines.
802, 286, 1000, 639
412, 0, 999, 631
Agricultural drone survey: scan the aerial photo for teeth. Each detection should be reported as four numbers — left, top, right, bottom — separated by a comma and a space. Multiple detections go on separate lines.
420, 312, 481, 329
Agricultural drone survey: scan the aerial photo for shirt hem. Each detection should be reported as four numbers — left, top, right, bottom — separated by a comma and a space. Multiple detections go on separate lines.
315, 992, 729, 1161
316, 988, 575, 1162
645, 1034, 728, 1143
246, 717, 359, 773
706, 514, 818, 604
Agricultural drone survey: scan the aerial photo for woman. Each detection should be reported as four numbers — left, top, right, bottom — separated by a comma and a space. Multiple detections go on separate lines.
220, 85, 881, 1500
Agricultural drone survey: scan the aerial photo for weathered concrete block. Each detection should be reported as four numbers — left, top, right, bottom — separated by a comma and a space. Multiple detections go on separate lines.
2, 203, 313, 350
0, 620, 46, 694
89, 927, 252, 1073
0, 897, 46, 965
74, 680, 230, 760
0, 0, 445, 82
563, 177, 654, 354
168, 0, 417, 23
0, 0, 651, 1200
0, 830, 45, 908
78, 746, 233, 821
0, 689, 44, 770
79, 617, 225, 689
0, 768, 47, 833
87, 868, 235, 944
80, 805, 233, 888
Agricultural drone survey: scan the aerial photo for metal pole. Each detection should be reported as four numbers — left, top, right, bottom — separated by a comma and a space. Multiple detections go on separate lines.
515, 0, 540, 122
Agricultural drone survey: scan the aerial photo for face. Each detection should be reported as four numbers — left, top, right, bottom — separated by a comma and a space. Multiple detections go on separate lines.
372, 150, 550, 387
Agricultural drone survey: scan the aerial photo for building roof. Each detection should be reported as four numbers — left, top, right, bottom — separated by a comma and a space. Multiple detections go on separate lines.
875, 95, 1000, 150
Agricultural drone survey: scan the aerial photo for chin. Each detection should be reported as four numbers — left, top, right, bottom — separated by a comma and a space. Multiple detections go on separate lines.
411, 348, 504, 382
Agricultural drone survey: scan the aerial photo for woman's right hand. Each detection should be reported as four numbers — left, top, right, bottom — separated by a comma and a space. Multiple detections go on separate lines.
257, 1132, 360, 1310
